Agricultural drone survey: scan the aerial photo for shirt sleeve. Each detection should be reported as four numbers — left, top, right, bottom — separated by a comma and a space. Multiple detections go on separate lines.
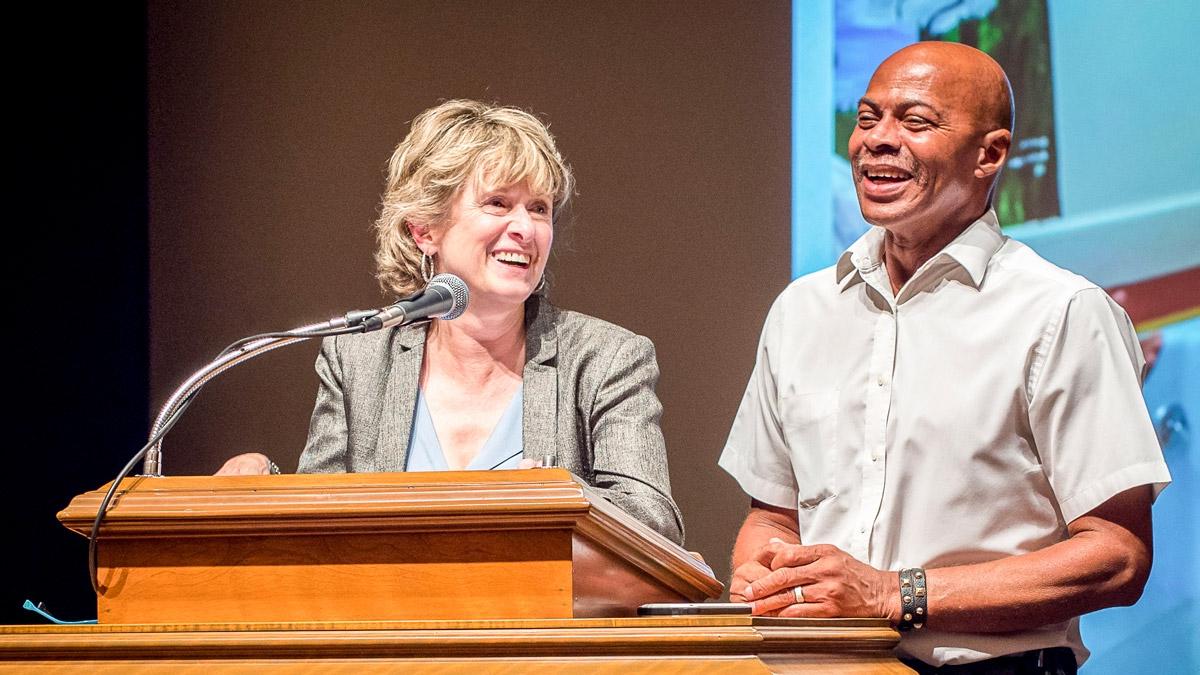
1027, 287, 1171, 523
718, 296, 799, 508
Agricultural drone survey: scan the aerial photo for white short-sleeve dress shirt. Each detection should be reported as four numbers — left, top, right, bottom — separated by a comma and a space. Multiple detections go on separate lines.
718, 210, 1171, 667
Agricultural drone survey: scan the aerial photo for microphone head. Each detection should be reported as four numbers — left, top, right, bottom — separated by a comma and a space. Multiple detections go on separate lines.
428, 273, 469, 320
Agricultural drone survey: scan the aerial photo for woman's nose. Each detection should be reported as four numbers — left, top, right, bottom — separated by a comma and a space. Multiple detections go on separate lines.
507, 206, 534, 237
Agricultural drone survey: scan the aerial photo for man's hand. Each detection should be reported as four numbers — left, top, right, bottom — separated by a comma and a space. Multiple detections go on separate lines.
215, 452, 273, 476
730, 550, 775, 603
730, 500, 804, 603
741, 540, 899, 621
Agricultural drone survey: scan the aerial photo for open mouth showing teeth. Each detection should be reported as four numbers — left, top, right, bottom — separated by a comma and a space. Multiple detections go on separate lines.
492, 251, 531, 268
863, 168, 912, 183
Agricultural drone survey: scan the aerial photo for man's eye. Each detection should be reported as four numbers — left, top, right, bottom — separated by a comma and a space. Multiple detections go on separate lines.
903, 117, 931, 129
856, 113, 878, 127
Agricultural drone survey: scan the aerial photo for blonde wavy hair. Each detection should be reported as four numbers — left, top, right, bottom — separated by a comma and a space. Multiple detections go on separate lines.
374, 100, 575, 298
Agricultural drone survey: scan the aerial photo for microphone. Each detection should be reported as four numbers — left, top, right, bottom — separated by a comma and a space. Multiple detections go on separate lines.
361, 273, 469, 332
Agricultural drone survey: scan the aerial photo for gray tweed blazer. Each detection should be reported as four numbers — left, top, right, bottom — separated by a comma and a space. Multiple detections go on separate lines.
297, 297, 685, 544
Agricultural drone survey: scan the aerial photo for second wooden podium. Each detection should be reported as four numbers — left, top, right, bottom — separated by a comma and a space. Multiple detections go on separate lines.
56, 469, 723, 624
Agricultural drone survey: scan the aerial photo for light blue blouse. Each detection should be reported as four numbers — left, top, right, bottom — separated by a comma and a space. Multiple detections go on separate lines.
404, 386, 524, 471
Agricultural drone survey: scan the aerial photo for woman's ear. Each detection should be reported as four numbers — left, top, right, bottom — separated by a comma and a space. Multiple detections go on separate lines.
407, 220, 436, 254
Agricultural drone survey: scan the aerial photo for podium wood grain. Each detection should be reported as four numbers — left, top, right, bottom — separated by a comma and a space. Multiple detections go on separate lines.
57, 470, 721, 623
0, 616, 913, 673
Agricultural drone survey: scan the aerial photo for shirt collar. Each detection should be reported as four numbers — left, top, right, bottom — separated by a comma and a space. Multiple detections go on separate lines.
939, 209, 1005, 288
836, 226, 886, 289
835, 209, 1005, 290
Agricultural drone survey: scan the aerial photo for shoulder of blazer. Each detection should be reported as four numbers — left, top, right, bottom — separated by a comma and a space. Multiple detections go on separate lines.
321, 321, 425, 378
532, 297, 651, 373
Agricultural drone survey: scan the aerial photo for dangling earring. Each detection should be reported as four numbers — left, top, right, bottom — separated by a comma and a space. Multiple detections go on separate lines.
420, 252, 435, 282
534, 274, 547, 295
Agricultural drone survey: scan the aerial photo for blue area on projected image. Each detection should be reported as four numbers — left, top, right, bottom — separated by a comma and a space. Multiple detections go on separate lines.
1084, 316, 1200, 672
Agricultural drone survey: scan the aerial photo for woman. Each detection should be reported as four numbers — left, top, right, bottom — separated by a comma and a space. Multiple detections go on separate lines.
220, 100, 683, 544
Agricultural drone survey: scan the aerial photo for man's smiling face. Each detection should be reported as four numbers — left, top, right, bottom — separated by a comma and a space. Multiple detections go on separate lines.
849, 44, 1007, 236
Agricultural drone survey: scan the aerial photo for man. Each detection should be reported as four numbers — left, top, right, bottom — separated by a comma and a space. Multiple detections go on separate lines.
718, 42, 1170, 673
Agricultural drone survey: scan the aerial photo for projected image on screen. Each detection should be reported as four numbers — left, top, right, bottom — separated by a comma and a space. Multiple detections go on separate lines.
831, 0, 1059, 249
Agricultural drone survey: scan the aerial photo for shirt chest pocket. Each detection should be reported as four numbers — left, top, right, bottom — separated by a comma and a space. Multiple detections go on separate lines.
780, 390, 839, 509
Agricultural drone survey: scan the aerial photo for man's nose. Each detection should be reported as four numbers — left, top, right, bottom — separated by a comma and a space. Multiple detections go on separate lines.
862, 117, 900, 153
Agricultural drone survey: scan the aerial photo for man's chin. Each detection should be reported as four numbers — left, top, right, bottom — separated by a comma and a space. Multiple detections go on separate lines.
858, 203, 914, 230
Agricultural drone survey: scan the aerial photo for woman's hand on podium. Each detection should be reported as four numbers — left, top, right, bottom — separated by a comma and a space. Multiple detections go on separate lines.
215, 452, 276, 476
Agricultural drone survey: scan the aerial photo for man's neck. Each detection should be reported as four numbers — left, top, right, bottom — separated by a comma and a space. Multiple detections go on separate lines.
880, 209, 986, 294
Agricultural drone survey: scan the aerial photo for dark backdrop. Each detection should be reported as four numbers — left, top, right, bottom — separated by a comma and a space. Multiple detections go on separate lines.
6, 5, 149, 623
6, 1, 792, 623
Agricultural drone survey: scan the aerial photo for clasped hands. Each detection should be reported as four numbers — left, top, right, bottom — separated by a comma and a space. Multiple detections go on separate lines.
731, 538, 899, 622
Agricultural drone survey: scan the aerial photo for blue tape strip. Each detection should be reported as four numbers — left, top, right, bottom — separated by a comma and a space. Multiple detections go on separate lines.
22, 600, 97, 625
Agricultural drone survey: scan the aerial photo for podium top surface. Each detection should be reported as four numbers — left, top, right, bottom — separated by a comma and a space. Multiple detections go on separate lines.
58, 468, 723, 603
60, 469, 627, 532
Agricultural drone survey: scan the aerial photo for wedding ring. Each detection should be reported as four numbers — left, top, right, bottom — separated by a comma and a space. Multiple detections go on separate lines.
793, 585, 805, 603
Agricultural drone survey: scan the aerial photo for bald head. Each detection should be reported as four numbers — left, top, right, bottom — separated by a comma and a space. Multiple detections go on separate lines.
848, 41, 1015, 236
875, 42, 1014, 133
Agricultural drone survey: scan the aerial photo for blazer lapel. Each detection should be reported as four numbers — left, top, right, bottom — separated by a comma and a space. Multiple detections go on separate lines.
522, 298, 559, 464
375, 325, 427, 472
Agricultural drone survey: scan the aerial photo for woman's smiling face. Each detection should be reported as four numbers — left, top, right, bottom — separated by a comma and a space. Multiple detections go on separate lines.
419, 175, 554, 314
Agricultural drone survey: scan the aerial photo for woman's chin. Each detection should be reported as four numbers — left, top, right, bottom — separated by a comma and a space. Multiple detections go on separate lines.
469, 283, 536, 313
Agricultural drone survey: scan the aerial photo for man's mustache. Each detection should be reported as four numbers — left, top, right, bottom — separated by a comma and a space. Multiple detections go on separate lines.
853, 153, 919, 179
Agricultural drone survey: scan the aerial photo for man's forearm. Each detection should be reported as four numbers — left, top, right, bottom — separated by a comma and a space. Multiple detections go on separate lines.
926, 486, 1153, 632
738, 487, 1153, 631
733, 502, 800, 566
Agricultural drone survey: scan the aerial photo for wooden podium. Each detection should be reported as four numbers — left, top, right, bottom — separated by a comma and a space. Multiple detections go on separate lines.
55, 469, 721, 623
0, 470, 911, 672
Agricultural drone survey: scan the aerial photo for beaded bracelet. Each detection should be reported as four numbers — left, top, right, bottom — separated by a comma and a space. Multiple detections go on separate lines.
898, 567, 927, 631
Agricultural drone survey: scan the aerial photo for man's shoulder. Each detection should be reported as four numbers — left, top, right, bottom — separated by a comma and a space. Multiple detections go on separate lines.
990, 239, 1101, 299
776, 265, 842, 302
737, 266, 846, 344
764, 266, 845, 323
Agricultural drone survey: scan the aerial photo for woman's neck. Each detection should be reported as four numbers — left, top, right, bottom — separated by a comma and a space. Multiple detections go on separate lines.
423, 303, 527, 387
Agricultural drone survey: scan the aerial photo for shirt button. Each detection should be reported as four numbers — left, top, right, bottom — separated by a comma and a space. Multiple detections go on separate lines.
872, 454, 879, 462
877, 375, 887, 387
860, 526, 867, 533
